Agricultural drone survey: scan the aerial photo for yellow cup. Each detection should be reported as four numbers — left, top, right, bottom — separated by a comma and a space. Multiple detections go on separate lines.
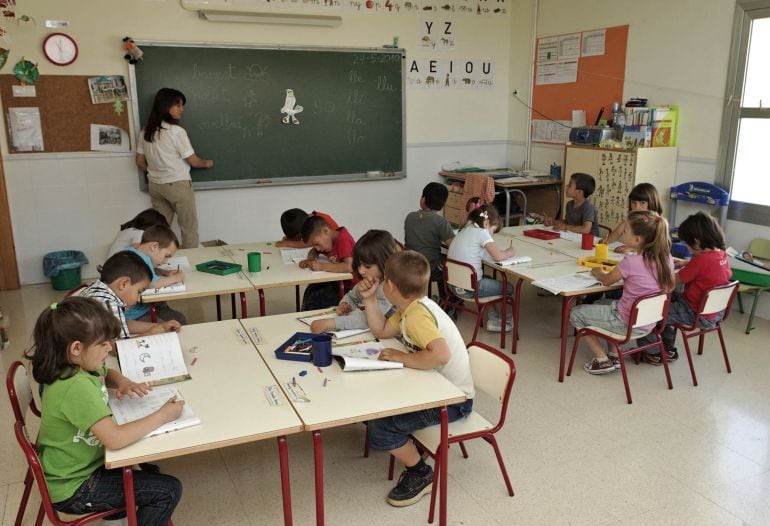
595, 243, 609, 260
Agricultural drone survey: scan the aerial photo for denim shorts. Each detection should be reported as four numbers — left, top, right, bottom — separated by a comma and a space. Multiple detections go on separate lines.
569, 301, 650, 336
450, 277, 512, 300
368, 399, 474, 451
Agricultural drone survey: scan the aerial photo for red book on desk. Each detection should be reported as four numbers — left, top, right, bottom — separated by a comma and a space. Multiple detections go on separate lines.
523, 229, 560, 240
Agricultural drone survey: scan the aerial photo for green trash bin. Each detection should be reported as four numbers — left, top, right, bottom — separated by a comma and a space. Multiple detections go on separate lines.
43, 251, 89, 291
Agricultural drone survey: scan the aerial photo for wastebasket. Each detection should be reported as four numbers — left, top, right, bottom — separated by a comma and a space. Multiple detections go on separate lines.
43, 250, 89, 291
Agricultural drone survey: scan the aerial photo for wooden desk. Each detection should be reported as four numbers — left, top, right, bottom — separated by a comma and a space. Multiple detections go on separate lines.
488, 232, 622, 381
439, 171, 562, 227
141, 246, 254, 320
499, 225, 604, 259
226, 242, 353, 316
105, 320, 303, 526
240, 312, 466, 526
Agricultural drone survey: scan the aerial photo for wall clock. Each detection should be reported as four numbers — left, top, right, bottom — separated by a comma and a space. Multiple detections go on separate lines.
42, 32, 78, 66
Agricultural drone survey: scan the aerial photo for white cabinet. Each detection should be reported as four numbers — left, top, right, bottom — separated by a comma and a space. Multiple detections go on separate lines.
563, 145, 677, 229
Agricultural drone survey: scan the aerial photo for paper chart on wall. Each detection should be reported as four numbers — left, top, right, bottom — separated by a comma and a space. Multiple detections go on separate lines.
8, 107, 43, 152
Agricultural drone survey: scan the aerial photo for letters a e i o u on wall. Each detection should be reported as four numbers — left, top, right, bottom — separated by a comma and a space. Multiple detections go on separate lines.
407, 20, 495, 89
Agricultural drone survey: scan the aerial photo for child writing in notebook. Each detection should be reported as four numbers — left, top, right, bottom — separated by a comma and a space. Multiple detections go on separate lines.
310, 229, 398, 333
124, 225, 186, 325
360, 251, 474, 507
569, 210, 675, 374
299, 215, 356, 310
603, 183, 662, 253
106, 208, 169, 259
275, 208, 339, 248
447, 204, 516, 332
25, 297, 183, 524
544, 172, 599, 236
638, 211, 732, 364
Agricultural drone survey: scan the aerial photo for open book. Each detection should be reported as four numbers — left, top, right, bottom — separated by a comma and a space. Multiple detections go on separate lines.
116, 332, 191, 385
498, 255, 532, 266
332, 341, 404, 372
531, 273, 601, 295
280, 247, 311, 265
298, 310, 370, 340
109, 387, 200, 438
142, 282, 187, 297
158, 256, 193, 274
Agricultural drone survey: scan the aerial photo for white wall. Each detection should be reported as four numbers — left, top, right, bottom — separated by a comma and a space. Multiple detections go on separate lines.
3, 0, 519, 284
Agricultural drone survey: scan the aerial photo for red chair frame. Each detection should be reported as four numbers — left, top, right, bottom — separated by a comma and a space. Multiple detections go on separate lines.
387, 342, 516, 523
567, 292, 673, 404
442, 258, 513, 349
7, 361, 40, 526
673, 281, 739, 387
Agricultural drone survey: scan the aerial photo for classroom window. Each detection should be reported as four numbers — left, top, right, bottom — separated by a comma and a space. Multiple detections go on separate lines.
718, 2, 770, 224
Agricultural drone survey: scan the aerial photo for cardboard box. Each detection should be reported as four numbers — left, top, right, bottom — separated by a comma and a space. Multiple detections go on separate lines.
445, 189, 466, 209
444, 206, 464, 226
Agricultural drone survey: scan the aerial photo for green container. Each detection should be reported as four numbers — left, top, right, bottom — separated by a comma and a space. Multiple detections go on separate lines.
51, 267, 82, 291
196, 260, 242, 276
731, 267, 770, 288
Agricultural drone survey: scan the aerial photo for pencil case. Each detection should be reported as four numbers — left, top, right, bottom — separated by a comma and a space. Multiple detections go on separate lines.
195, 260, 242, 276
577, 256, 620, 271
275, 332, 315, 362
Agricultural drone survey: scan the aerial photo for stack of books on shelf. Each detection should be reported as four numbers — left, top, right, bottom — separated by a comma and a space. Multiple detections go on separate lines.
620, 104, 678, 149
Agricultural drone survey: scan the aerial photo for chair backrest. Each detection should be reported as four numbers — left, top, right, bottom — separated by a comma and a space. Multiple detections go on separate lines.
700, 281, 739, 318
64, 283, 87, 298
467, 342, 516, 433
6, 360, 40, 425
631, 292, 670, 330
749, 238, 770, 260
445, 259, 478, 293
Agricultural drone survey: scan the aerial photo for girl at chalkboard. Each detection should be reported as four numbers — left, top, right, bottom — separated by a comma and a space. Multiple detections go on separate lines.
135, 88, 214, 249
25, 297, 183, 524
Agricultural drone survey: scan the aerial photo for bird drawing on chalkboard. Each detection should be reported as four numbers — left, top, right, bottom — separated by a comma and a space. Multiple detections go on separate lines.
281, 88, 303, 125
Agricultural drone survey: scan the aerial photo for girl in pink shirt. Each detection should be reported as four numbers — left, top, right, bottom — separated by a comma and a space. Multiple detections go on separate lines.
570, 211, 675, 375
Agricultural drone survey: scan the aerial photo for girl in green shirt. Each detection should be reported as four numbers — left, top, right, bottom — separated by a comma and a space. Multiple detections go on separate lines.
25, 297, 184, 525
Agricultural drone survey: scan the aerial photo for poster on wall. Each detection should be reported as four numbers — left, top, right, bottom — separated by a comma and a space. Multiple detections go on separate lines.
535, 59, 578, 85
418, 20, 456, 51
406, 58, 494, 88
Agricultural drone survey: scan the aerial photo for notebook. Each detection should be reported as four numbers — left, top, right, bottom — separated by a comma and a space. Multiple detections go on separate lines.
531, 273, 602, 295
109, 387, 200, 438
115, 332, 191, 385
497, 255, 533, 266
142, 282, 187, 297
332, 341, 404, 372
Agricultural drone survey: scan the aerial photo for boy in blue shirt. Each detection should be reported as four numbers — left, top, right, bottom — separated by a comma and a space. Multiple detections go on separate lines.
124, 225, 187, 324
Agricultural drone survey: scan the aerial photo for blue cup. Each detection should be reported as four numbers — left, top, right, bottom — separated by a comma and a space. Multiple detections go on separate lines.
312, 334, 333, 367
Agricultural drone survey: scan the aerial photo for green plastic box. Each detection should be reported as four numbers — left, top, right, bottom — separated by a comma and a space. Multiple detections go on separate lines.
196, 260, 242, 276
731, 267, 770, 288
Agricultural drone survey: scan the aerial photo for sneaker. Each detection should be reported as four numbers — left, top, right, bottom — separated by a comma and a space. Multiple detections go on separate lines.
583, 358, 616, 375
641, 348, 678, 366
608, 354, 621, 369
386, 465, 434, 507
486, 317, 513, 333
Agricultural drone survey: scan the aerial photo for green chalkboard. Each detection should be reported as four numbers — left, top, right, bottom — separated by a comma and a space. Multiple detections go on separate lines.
130, 43, 405, 189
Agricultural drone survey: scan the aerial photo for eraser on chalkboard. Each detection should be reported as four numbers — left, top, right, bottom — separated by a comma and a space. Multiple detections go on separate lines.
366, 171, 383, 178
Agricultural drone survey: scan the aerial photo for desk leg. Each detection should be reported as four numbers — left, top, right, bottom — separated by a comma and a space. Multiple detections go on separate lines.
230, 293, 237, 319
277, 436, 293, 526
559, 296, 578, 382
295, 286, 301, 311
439, 406, 448, 526
122, 467, 137, 526
500, 273, 508, 349
504, 188, 511, 228
216, 296, 222, 321
511, 278, 524, 354
259, 289, 266, 316
240, 292, 248, 318
149, 304, 157, 323
312, 431, 324, 526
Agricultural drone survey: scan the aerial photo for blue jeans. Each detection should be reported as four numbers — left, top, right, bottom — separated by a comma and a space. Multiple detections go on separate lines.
637, 292, 720, 354
368, 399, 474, 451
54, 467, 182, 526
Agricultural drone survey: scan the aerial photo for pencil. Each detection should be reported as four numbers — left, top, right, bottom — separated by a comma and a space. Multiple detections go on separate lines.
191, 357, 198, 366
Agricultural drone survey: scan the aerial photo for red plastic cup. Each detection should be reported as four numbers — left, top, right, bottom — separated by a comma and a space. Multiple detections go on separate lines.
581, 233, 594, 250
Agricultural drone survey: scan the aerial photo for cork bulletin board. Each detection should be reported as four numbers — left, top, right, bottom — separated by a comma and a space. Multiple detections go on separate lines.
531, 25, 628, 138
0, 75, 130, 153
